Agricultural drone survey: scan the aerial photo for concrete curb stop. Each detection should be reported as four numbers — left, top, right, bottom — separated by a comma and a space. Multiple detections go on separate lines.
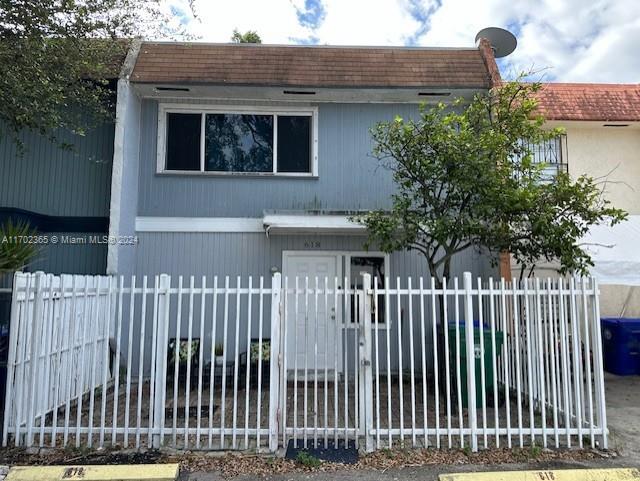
5, 463, 179, 481
439, 468, 640, 481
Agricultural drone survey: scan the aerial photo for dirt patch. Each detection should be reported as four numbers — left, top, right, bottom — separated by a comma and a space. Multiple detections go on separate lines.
0, 447, 164, 466
0, 446, 615, 479
177, 448, 613, 477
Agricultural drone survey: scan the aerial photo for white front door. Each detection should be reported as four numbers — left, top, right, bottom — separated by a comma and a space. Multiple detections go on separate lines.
283, 254, 341, 375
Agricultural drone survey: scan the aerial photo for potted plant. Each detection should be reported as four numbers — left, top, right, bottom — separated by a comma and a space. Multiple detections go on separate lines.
250, 340, 270, 386
167, 338, 200, 383
214, 343, 225, 365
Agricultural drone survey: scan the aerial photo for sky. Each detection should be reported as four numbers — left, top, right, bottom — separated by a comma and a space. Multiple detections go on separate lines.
166, 0, 640, 83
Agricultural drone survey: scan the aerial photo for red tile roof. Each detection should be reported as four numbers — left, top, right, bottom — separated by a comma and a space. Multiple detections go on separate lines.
535, 83, 640, 122
131, 42, 493, 89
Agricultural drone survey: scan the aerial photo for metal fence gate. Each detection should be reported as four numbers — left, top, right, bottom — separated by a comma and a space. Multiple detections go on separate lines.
3, 271, 608, 452
278, 275, 365, 451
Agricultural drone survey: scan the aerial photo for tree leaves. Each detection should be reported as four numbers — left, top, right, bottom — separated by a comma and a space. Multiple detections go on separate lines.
0, 0, 194, 150
231, 29, 262, 43
357, 78, 627, 283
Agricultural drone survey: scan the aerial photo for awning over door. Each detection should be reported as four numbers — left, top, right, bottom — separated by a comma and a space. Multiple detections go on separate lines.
584, 215, 640, 285
263, 212, 366, 235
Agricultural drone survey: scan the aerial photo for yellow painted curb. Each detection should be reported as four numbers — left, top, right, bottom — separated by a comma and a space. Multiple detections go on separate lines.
5, 463, 179, 481
440, 468, 640, 481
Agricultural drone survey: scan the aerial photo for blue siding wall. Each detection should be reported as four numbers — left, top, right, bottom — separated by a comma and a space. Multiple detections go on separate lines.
0, 123, 113, 217
137, 100, 419, 217
133, 233, 493, 280
129, 97, 498, 282
127, 232, 495, 374
0, 120, 114, 275
116, 97, 498, 376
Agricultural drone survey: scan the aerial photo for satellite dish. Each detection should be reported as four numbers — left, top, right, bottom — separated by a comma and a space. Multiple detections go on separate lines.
475, 27, 517, 58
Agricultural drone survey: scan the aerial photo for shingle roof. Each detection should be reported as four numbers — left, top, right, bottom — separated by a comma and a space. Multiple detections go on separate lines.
535, 83, 640, 122
130, 42, 492, 89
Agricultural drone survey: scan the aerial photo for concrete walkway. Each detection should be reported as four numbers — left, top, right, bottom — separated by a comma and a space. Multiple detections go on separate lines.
604, 373, 640, 464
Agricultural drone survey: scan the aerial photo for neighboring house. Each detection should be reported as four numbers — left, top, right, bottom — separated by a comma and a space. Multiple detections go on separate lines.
0, 63, 120, 434
0, 42, 129, 282
536, 83, 640, 214
0, 121, 114, 279
0, 80, 118, 335
106, 40, 501, 369
520, 83, 640, 317
0, 81, 125, 285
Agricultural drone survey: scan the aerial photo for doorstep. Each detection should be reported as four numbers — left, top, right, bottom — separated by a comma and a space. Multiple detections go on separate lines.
440, 468, 640, 481
5, 464, 179, 481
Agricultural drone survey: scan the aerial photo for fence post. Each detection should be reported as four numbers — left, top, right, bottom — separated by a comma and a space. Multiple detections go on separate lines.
25, 272, 45, 447
152, 274, 171, 448
358, 273, 374, 452
463, 272, 478, 452
269, 273, 282, 452
2, 272, 25, 446
591, 277, 608, 449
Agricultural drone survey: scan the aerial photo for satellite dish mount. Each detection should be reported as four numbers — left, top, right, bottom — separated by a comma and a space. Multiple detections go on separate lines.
475, 27, 517, 58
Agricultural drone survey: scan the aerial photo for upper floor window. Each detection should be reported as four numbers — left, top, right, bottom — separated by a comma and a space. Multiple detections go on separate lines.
514, 135, 568, 181
157, 104, 318, 176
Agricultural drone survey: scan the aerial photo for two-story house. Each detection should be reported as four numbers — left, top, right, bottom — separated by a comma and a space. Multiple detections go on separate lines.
108, 41, 500, 286
526, 83, 640, 318
2, 39, 615, 454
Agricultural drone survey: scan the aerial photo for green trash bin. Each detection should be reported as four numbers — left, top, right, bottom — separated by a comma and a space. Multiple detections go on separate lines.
448, 323, 504, 408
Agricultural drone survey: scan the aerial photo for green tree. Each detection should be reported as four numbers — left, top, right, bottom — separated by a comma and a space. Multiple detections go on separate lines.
357, 79, 626, 287
0, 0, 193, 149
231, 29, 262, 44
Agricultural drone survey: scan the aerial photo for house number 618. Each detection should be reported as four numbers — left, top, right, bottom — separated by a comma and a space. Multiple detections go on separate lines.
537, 472, 555, 480
304, 240, 321, 248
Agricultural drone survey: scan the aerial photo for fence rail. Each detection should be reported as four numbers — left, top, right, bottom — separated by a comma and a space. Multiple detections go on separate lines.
2, 271, 607, 452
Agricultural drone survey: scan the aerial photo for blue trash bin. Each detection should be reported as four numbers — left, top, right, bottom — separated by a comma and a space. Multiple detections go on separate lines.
601, 318, 640, 375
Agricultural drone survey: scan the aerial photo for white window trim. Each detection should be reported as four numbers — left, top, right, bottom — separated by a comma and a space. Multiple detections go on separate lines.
135, 216, 264, 233
156, 103, 319, 177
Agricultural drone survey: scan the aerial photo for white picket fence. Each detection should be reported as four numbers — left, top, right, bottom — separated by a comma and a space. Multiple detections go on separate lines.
2, 271, 608, 452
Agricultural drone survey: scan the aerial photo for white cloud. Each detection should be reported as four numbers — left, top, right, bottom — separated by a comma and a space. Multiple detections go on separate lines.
167, 0, 640, 82
168, 0, 310, 44
415, 0, 640, 82
309, 0, 421, 45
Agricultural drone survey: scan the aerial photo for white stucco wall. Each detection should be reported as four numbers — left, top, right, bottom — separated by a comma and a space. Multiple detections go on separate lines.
559, 122, 640, 214
564, 122, 640, 317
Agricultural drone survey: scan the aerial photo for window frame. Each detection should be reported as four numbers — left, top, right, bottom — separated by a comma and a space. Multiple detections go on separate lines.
346, 252, 390, 327
156, 103, 319, 177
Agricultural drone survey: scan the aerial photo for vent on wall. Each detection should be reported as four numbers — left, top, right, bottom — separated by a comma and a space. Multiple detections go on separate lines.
603, 124, 630, 127
155, 86, 190, 92
418, 92, 451, 97
283, 90, 316, 95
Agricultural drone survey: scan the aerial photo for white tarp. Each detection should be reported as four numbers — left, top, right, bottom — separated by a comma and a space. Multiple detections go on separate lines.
583, 215, 640, 285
